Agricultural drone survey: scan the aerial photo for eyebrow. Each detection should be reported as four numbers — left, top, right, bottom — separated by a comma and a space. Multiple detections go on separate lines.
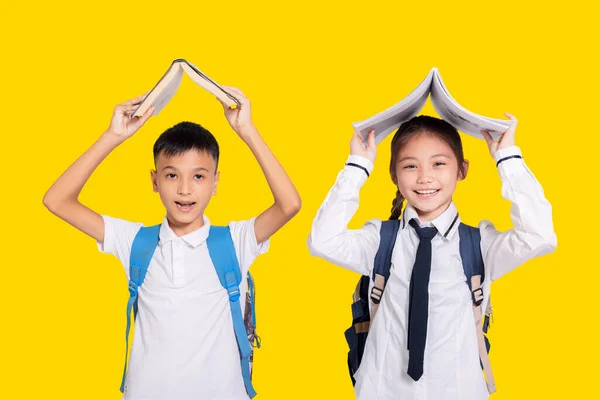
397, 154, 451, 163
160, 165, 211, 173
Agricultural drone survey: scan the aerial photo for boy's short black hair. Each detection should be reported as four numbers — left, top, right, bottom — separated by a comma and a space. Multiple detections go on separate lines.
153, 122, 219, 170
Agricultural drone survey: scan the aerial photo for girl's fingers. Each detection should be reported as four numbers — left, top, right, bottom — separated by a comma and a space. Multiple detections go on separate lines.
367, 129, 376, 148
480, 129, 494, 146
503, 112, 518, 135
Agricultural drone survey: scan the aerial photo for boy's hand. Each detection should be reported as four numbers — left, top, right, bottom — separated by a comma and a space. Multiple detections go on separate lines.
218, 86, 255, 138
350, 129, 376, 164
481, 113, 517, 157
105, 93, 155, 141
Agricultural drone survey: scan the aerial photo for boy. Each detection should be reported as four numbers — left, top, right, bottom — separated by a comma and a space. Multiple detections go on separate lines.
43, 87, 301, 399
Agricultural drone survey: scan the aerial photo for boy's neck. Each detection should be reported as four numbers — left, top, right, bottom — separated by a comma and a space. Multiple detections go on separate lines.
166, 214, 206, 237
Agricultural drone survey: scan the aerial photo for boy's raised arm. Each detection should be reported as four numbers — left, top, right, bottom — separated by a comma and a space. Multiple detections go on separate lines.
218, 87, 301, 244
43, 94, 155, 244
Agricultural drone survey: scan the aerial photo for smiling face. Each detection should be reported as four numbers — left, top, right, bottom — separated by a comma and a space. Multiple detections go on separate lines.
392, 132, 468, 221
151, 149, 219, 235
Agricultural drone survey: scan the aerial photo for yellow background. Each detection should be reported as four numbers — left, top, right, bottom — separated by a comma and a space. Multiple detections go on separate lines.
2, 1, 597, 398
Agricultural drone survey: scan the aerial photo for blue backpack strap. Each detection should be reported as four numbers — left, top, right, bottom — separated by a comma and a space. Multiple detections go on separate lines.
207, 225, 256, 399
121, 224, 161, 393
370, 219, 401, 305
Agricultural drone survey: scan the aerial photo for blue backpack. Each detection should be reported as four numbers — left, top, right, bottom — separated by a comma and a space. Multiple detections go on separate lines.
121, 224, 260, 398
344, 220, 495, 391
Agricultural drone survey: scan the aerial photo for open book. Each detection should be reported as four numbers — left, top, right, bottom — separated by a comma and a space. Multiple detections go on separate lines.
132, 59, 240, 118
352, 68, 512, 145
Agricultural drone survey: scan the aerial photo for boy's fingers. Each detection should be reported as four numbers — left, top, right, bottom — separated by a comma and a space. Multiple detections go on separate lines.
123, 92, 150, 106
223, 90, 242, 103
222, 86, 247, 102
137, 106, 155, 123
215, 96, 230, 109
123, 103, 140, 111
222, 85, 242, 95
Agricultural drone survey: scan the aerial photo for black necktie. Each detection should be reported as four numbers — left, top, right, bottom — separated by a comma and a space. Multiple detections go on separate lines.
407, 218, 438, 381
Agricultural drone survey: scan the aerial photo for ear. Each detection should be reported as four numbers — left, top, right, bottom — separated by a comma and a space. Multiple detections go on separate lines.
390, 171, 398, 185
151, 170, 158, 192
212, 171, 220, 195
458, 159, 469, 181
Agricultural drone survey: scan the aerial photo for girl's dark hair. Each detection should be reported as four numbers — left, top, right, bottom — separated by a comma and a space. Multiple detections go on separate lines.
388, 115, 467, 220
153, 121, 220, 170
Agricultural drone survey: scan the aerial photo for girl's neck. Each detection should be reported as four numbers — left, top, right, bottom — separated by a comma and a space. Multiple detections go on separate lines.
411, 201, 453, 222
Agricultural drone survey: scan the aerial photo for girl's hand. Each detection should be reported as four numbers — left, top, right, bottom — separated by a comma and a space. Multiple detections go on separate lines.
481, 113, 517, 156
350, 129, 376, 164
105, 93, 155, 141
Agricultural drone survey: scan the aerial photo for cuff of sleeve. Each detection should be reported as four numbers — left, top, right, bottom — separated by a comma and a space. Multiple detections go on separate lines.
494, 146, 525, 179
251, 218, 270, 255
344, 155, 374, 181
96, 215, 112, 254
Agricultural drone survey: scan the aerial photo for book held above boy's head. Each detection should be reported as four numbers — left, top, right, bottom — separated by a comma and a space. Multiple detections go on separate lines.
352, 68, 513, 145
132, 59, 241, 119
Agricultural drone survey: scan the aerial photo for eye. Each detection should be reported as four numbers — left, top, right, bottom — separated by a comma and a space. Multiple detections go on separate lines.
434, 162, 446, 167
194, 174, 204, 180
403, 164, 416, 169
166, 173, 176, 179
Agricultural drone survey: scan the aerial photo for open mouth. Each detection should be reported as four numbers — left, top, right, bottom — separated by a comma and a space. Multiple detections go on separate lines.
175, 201, 196, 212
414, 189, 440, 198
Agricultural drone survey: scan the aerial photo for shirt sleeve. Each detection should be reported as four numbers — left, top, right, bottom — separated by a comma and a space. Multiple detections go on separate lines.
479, 146, 558, 282
96, 215, 144, 280
228, 217, 270, 275
307, 155, 381, 276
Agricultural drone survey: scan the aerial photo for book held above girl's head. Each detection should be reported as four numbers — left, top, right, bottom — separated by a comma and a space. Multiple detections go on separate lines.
352, 68, 513, 145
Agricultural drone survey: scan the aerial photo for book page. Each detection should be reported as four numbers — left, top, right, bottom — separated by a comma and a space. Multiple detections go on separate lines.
132, 61, 184, 118
181, 60, 240, 109
352, 69, 435, 145
431, 70, 511, 140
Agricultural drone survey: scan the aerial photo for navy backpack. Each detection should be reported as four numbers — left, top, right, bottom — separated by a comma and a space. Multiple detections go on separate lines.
344, 220, 496, 393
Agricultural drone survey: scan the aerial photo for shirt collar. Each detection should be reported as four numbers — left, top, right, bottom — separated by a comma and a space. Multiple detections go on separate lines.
400, 202, 460, 240
158, 215, 211, 248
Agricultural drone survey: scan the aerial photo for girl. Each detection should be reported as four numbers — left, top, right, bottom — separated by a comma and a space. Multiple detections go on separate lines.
308, 114, 556, 400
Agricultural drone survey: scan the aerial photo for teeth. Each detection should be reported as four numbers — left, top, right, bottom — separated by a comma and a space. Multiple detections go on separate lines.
417, 190, 438, 195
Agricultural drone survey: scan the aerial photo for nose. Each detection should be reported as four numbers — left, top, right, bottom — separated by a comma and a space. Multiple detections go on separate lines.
417, 167, 434, 184
177, 179, 192, 196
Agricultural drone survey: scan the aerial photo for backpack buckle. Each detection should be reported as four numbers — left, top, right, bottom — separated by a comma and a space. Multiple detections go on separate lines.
227, 286, 240, 302
471, 287, 484, 306
370, 286, 383, 305
128, 280, 138, 296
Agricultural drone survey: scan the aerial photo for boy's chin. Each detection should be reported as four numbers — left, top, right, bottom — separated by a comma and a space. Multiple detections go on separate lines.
166, 208, 205, 225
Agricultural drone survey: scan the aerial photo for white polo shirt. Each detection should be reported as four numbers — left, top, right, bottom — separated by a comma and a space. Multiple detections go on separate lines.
98, 215, 269, 400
